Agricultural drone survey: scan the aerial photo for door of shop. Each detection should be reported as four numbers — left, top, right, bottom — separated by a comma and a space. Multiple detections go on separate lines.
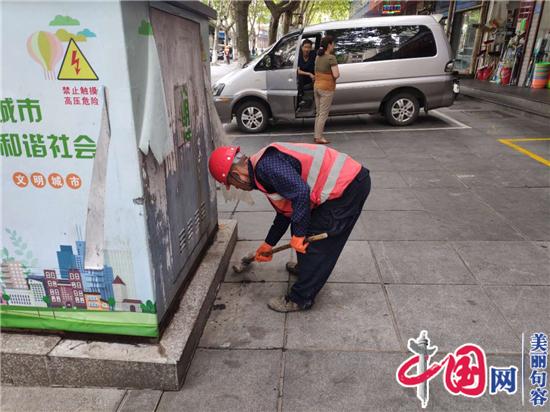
452, 7, 482, 75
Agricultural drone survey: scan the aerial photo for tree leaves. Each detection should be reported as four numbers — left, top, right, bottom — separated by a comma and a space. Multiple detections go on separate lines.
2, 228, 38, 272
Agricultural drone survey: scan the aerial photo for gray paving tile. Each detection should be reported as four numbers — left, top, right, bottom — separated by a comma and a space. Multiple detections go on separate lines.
360, 157, 396, 171
413, 188, 523, 241
473, 187, 550, 240
485, 286, 550, 338
364, 188, 424, 211
286, 283, 400, 351
362, 211, 449, 240
217, 194, 238, 213
434, 152, 495, 171
453, 241, 550, 285
0, 386, 125, 412
387, 284, 519, 353
348, 213, 369, 240
371, 171, 408, 188
455, 169, 550, 188
401, 170, 465, 188
118, 389, 162, 412
330, 138, 387, 158
371, 241, 476, 284
234, 211, 291, 241
328, 241, 379, 283
388, 154, 445, 171
157, 349, 280, 412
286, 241, 378, 284
200, 283, 286, 349
224, 241, 291, 283
283, 351, 415, 412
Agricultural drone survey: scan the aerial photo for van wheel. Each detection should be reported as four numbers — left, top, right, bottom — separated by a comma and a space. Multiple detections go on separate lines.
384, 93, 419, 126
236, 100, 268, 133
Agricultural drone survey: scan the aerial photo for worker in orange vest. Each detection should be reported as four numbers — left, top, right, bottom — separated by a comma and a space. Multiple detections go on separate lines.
209, 143, 370, 312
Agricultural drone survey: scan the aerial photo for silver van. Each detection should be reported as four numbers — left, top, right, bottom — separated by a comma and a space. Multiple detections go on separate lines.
213, 15, 458, 133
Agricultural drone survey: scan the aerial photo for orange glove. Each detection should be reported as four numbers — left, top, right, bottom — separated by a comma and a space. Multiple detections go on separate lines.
255, 242, 273, 262
290, 235, 308, 254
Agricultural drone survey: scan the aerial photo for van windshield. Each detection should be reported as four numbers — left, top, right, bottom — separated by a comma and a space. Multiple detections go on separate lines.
243, 44, 276, 68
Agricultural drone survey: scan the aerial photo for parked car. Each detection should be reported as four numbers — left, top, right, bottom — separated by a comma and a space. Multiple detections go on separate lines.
212, 15, 459, 133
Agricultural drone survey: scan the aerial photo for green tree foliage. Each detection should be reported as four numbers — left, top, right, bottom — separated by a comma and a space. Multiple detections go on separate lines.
108, 296, 116, 311
304, 0, 351, 26
4, 228, 39, 275
140, 300, 157, 314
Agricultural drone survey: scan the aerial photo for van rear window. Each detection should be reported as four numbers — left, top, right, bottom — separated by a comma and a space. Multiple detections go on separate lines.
327, 25, 437, 64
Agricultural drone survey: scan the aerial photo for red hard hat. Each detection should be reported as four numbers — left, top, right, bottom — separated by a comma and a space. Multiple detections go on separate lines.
208, 146, 240, 185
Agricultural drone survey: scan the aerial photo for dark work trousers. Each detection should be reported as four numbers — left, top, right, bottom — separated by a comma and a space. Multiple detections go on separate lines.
288, 167, 371, 308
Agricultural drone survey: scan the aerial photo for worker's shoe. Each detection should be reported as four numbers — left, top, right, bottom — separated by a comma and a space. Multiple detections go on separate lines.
267, 296, 305, 313
286, 261, 299, 277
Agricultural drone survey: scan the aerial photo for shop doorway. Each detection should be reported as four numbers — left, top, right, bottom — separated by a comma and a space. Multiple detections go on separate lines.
452, 7, 482, 74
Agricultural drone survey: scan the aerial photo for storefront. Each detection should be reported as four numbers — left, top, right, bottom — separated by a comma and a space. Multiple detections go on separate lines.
450, 1, 484, 74
474, 0, 549, 88
522, 1, 550, 86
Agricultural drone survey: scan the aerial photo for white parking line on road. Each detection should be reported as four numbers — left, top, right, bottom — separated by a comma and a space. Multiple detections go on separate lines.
226, 109, 471, 138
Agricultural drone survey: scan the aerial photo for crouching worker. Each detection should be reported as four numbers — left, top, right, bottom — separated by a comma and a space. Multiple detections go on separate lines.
208, 143, 370, 313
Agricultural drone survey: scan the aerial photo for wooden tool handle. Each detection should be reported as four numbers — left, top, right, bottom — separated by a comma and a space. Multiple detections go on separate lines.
269, 232, 328, 255
240, 233, 328, 266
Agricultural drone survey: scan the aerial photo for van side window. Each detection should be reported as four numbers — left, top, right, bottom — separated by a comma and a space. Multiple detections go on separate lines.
271, 33, 300, 70
328, 25, 436, 64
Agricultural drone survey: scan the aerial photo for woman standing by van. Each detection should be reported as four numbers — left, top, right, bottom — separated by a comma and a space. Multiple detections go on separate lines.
313, 36, 339, 144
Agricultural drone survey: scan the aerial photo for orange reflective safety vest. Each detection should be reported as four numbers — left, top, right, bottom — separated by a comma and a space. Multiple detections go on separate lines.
249, 143, 362, 217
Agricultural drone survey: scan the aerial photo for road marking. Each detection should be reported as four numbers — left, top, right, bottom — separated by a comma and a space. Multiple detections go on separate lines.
498, 138, 550, 167
227, 109, 470, 138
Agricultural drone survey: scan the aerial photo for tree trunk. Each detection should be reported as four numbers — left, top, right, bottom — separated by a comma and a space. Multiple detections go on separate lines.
212, 24, 220, 64
268, 11, 281, 45
265, 0, 300, 44
233, 0, 251, 65
282, 10, 291, 35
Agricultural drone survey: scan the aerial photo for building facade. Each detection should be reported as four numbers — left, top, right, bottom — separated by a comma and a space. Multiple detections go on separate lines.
84, 292, 110, 311
43, 269, 86, 308
1, 261, 27, 289
350, 0, 550, 87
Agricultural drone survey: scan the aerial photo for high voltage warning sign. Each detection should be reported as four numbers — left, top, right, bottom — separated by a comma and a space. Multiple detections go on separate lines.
57, 39, 98, 81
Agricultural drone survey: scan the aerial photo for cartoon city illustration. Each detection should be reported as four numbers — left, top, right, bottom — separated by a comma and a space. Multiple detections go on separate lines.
1, 228, 156, 314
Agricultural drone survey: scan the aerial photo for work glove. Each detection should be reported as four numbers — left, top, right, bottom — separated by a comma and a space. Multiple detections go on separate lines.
290, 235, 308, 254
255, 242, 273, 262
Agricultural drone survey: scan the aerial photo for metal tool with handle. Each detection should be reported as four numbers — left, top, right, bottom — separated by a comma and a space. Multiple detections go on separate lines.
232, 232, 328, 274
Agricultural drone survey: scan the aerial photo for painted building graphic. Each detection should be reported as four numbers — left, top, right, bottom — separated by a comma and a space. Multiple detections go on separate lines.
43, 269, 86, 308
27, 275, 47, 303
84, 292, 109, 311
58, 241, 114, 300
1, 239, 150, 314
105, 248, 137, 299
1, 261, 27, 289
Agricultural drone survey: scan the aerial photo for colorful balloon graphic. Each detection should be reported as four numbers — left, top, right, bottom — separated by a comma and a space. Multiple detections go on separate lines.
27, 31, 63, 80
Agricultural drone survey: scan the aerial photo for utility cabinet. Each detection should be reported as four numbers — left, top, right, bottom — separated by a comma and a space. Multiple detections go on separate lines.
1, 1, 218, 337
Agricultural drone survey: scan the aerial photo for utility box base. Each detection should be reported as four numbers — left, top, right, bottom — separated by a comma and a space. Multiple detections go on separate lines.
0, 220, 236, 391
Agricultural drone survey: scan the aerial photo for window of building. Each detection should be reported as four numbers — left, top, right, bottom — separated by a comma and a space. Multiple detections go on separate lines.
328, 25, 436, 64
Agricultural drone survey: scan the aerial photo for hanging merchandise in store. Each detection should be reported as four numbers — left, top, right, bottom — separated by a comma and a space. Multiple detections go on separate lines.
477, 1, 541, 87
475, 19, 505, 81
